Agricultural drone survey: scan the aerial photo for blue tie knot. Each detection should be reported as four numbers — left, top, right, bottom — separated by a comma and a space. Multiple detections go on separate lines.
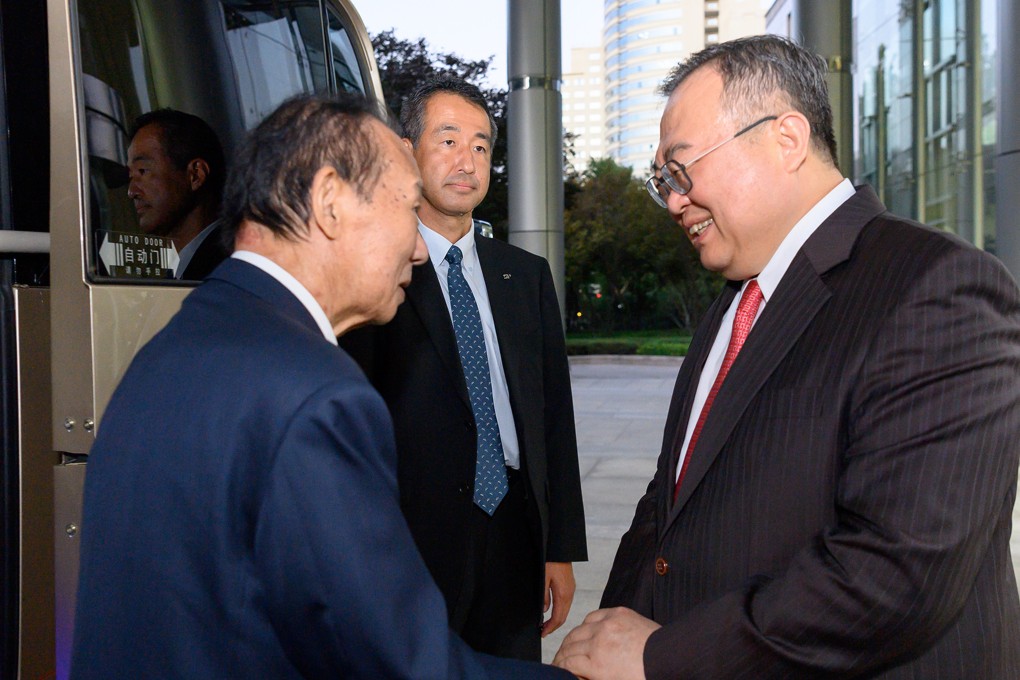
445, 245, 464, 267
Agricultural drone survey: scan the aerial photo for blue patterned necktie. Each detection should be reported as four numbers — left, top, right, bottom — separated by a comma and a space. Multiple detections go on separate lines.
445, 245, 509, 515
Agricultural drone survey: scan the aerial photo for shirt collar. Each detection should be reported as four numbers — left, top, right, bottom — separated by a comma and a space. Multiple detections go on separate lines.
418, 220, 478, 272
230, 250, 338, 345
754, 178, 855, 302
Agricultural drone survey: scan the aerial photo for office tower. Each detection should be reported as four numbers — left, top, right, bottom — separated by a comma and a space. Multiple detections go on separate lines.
563, 46, 608, 173
604, 0, 765, 175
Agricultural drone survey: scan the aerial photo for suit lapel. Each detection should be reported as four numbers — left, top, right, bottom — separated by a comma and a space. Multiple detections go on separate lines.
667, 186, 886, 522
475, 238, 523, 405
403, 261, 472, 411
660, 284, 738, 491
669, 255, 831, 518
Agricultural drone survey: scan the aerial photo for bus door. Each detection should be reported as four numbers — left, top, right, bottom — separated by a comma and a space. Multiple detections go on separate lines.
1, 0, 381, 676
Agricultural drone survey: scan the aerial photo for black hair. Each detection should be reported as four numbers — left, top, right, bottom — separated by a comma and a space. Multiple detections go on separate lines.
399, 76, 496, 146
130, 108, 226, 198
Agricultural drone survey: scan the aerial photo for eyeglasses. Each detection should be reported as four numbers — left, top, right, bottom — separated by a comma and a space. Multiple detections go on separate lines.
645, 115, 777, 208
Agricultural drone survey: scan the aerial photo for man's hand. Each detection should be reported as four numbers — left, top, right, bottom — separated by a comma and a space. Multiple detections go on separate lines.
541, 562, 576, 637
552, 607, 660, 680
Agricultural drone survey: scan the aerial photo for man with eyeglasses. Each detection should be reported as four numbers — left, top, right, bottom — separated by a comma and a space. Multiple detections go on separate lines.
554, 35, 1020, 680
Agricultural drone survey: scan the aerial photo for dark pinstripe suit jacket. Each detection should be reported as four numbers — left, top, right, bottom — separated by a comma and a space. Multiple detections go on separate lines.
602, 186, 1020, 678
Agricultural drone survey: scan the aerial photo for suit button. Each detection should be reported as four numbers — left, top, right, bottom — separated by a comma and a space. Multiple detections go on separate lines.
458, 485, 472, 496
655, 557, 669, 576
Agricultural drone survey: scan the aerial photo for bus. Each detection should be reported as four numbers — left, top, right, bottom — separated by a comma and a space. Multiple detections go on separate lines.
0, 1, 383, 676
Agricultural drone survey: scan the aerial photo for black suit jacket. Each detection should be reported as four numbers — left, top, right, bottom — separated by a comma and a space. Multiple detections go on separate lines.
178, 221, 229, 281
603, 187, 1020, 678
342, 236, 587, 625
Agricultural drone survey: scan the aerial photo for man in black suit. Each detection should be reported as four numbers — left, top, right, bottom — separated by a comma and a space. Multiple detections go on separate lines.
341, 77, 587, 661
127, 108, 228, 279
554, 35, 1020, 679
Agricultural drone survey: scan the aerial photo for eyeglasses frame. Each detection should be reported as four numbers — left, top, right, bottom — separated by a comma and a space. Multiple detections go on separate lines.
645, 115, 778, 208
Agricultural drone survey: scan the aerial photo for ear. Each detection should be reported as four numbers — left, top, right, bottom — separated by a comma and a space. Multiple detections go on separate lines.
308, 165, 350, 240
402, 137, 414, 152
773, 111, 812, 173
187, 158, 210, 191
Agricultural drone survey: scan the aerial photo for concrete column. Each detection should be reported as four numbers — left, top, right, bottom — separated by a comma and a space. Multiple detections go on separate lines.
507, 0, 566, 320
996, 0, 1020, 278
793, 0, 854, 176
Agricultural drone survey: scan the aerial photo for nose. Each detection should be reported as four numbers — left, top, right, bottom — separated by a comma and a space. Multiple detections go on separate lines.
127, 176, 139, 199
455, 145, 476, 175
411, 233, 428, 265
666, 186, 691, 219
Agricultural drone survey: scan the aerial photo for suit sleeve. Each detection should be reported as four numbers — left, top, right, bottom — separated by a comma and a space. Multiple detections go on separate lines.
600, 474, 658, 614
643, 247, 1020, 678
251, 379, 568, 679
538, 259, 589, 563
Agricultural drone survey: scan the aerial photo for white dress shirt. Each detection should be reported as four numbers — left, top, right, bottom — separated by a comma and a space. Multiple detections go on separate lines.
419, 222, 521, 469
675, 179, 856, 482
231, 250, 338, 346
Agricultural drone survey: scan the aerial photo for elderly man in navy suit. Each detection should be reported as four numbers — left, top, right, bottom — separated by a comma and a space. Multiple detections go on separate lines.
555, 35, 1020, 679
71, 93, 574, 679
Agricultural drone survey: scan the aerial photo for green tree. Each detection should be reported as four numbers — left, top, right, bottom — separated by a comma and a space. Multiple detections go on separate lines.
371, 30, 509, 238
564, 158, 722, 332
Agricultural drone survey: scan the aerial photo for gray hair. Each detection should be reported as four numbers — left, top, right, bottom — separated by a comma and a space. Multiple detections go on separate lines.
220, 93, 394, 243
659, 35, 838, 166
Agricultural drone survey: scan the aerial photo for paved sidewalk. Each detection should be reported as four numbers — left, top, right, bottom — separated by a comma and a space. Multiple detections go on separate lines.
542, 356, 1020, 662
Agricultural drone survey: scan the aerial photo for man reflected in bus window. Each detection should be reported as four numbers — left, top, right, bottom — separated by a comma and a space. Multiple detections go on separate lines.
127, 108, 227, 280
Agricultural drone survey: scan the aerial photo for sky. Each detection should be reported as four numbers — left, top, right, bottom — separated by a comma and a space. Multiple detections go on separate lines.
355, 0, 605, 87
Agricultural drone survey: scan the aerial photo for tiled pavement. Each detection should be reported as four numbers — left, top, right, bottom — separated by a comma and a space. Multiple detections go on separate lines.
542, 356, 1020, 662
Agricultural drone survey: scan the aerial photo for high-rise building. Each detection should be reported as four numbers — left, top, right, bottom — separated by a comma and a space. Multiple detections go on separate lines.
562, 46, 607, 173
603, 0, 765, 175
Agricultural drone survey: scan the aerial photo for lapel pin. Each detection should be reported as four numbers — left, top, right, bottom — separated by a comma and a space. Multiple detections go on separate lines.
503, 274, 511, 279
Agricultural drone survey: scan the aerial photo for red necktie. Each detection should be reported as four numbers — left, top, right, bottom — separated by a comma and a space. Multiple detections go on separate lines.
674, 279, 763, 501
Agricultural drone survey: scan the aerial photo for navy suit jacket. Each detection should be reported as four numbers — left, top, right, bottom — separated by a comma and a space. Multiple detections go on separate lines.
71, 258, 571, 679
604, 187, 1020, 678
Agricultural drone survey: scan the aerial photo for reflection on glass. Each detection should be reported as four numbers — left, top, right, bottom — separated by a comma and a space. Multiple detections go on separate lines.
327, 8, 366, 94
76, 0, 373, 284
222, 2, 328, 129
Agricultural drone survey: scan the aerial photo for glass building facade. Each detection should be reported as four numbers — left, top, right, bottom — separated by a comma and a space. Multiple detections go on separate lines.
853, 0, 999, 251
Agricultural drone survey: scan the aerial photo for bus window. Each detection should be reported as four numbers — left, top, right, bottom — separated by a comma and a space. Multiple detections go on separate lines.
77, 0, 345, 284
221, 1, 331, 130
326, 7, 367, 94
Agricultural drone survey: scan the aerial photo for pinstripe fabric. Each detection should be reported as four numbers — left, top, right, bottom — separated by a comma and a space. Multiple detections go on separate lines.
675, 280, 763, 499
603, 187, 1020, 678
